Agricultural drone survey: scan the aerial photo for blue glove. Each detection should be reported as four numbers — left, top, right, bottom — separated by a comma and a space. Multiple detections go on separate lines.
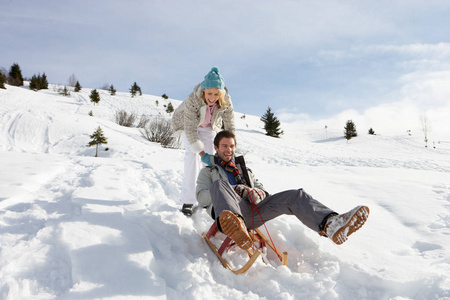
201, 153, 213, 167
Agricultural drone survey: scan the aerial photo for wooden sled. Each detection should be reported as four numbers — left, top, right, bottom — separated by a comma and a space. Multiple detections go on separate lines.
202, 222, 288, 274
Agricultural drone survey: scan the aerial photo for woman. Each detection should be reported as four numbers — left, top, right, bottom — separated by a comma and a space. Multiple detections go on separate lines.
172, 67, 236, 216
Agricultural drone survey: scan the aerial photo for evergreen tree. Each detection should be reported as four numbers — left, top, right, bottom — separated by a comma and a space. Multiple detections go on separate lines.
368, 128, 375, 135
109, 84, 116, 96
41, 73, 48, 89
90, 89, 101, 105
162, 93, 168, 99
344, 120, 357, 141
74, 81, 82, 92
261, 107, 283, 138
86, 126, 108, 157
0, 71, 6, 89
166, 102, 174, 113
8, 63, 24, 86
130, 82, 142, 97
29, 73, 49, 91
29, 74, 39, 90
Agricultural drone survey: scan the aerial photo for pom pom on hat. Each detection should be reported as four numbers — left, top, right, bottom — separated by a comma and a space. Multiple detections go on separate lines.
201, 67, 225, 90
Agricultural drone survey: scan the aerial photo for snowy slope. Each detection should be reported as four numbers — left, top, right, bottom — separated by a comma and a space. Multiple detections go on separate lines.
0, 84, 449, 300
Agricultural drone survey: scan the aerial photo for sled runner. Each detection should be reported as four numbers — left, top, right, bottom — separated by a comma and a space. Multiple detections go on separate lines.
202, 222, 288, 274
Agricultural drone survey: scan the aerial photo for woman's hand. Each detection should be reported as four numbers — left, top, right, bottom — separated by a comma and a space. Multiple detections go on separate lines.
200, 152, 213, 167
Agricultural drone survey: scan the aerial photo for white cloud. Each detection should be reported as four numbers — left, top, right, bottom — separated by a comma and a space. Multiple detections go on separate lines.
280, 69, 450, 140
315, 43, 450, 65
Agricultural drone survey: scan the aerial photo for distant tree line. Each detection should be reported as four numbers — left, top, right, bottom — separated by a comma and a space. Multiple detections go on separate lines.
0, 63, 175, 106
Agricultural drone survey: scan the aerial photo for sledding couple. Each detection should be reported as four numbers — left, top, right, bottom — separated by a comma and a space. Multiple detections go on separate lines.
172, 67, 369, 246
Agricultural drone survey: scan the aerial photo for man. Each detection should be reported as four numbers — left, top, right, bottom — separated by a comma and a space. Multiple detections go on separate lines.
196, 130, 369, 250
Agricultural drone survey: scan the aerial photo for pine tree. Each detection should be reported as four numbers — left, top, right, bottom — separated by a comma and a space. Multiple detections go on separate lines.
41, 73, 48, 89
368, 128, 375, 135
109, 84, 116, 96
86, 126, 108, 157
344, 120, 357, 141
261, 107, 283, 138
29, 74, 39, 90
90, 89, 100, 105
8, 63, 24, 86
0, 71, 6, 89
130, 82, 142, 97
162, 94, 168, 99
29, 73, 49, 91
74, 81, 82, 92
166, 102, 174, 113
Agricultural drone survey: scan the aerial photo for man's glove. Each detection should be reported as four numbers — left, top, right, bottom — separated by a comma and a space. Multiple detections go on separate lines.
234, 184, 249, 199
201, 153, 213, 167
234, 184, 267, 205
247, 187, 267, 204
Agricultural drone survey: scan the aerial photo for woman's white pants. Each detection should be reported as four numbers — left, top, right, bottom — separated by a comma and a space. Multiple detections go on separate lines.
181, 127, 216, 205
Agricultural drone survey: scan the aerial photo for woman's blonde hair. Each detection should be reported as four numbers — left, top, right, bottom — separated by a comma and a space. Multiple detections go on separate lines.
201, 89, 227, 108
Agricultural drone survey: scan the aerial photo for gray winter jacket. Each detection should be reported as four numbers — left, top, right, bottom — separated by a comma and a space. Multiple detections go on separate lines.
196, 156, 268, 218
172, 83, 236, 153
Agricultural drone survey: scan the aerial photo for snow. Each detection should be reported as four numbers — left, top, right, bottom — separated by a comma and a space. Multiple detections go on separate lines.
1, 83, 450, 300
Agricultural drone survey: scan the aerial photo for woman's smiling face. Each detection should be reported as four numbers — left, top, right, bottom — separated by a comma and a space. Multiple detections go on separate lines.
203, 88, 220, 106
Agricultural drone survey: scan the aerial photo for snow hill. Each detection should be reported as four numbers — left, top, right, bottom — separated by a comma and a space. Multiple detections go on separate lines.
1, 83, 450, 300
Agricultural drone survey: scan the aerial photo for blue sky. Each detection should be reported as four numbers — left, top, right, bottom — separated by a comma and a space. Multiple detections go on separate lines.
2, 0, 450, 121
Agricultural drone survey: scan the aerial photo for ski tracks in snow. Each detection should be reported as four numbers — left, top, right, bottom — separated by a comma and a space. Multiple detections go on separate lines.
0, 109, 54, 153
0, 154, 81, 298
0, 155, 182, 299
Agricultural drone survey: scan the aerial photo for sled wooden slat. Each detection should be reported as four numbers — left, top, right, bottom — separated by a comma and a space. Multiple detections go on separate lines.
202, 232, 261, 274
253, 228, 288, 266
202, 222, 287, 274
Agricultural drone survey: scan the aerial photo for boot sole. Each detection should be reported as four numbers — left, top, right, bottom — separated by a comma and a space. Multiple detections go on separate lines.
219, 210, 252, 250
181, 205, 194, 216
332, 206, 370, 245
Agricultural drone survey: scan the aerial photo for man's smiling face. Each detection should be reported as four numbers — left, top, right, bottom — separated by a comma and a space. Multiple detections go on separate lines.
214, 137, 235, 162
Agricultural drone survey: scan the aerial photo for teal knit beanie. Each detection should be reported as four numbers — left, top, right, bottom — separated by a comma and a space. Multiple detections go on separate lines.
201, 67, 225, 90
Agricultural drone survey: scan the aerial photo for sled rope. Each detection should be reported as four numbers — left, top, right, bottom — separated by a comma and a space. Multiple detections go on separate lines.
248, 189, 283, 261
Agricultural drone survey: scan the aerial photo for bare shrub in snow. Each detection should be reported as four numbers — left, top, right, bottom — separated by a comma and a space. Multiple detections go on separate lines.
67, 74, 78, 87
115, 110, 136, 127
137, 115, 150, 128
140, 117, 181, 148
420, 114, 430, 147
